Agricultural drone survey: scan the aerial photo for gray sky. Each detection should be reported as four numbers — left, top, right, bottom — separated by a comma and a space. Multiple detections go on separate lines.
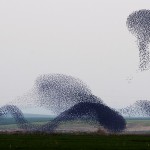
0, 0, 150, 111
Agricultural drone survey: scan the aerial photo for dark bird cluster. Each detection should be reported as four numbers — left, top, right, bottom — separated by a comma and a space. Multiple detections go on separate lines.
119, 100, 150, 117
0, 74, 126, 133
127, 9, 150, 71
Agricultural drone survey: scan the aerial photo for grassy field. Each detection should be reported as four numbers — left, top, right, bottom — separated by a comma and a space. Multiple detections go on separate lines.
0, 118, 150, 149
126, 118, 150, 125
0, 134, 150, 149
0, 117, 51, 131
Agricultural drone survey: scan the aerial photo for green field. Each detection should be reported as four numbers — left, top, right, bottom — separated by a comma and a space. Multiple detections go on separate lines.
0, 134, 150, 149
0, 118, 150, 149
0, 117, 51, 131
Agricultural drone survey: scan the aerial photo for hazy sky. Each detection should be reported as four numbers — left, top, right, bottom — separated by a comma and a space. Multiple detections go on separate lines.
0, 0, 150, 110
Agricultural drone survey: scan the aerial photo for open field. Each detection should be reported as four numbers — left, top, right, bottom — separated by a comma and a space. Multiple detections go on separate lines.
0, 118, 150, 149
1, 118, 150, 134
125, 118, 150, 134
0, 134, 150, 149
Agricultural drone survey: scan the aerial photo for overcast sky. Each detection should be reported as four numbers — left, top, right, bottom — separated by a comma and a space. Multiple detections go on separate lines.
0, 0, 150, 111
